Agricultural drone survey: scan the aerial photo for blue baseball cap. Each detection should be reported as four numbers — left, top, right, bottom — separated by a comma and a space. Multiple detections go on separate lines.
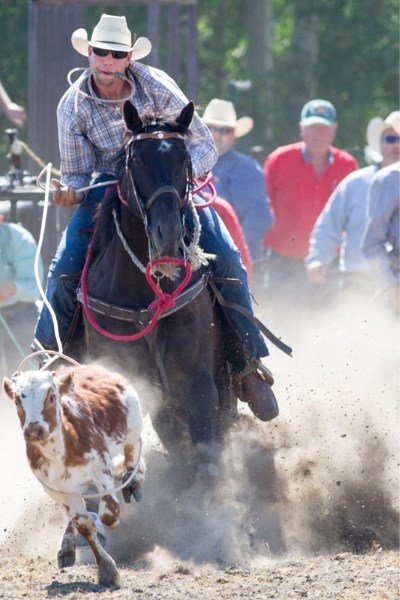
300, 99, 337, 126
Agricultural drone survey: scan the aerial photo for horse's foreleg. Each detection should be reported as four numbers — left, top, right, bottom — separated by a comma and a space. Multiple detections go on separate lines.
186, 369, 219, 445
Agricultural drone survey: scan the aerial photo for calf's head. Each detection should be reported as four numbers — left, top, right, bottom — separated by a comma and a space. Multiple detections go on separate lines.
3, 370, 73, 444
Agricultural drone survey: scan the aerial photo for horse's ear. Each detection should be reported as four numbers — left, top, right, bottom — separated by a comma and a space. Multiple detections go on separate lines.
123, 101, 143, 133
176, 101, 195, 129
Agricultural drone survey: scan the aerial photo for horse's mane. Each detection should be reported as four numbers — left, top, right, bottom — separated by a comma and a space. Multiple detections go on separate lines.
92, 107, 194, 253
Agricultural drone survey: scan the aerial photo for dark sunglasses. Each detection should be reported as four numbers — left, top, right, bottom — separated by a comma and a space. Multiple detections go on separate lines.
92, 47, 129, 60
383, 134, 400, 144
208, 125, 234, 135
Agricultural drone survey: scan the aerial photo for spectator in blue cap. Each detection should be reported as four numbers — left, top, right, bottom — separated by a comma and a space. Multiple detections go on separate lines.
261, 98, 358, 313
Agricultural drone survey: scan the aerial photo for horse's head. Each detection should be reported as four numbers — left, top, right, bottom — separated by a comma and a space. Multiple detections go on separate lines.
120, 101, 194, 260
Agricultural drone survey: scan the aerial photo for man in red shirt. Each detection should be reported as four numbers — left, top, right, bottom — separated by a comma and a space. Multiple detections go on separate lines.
262, 99, 358, 309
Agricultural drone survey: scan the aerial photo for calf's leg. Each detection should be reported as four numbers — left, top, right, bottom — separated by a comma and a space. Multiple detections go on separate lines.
72, 510, 120, 588
57, 517, 76, 568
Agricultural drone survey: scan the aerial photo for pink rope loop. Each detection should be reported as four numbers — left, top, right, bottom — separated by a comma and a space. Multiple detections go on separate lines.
192, 173, 216, 209
145, 258, 192, 300
81, 254, 193, 342
192, 172, 213, 194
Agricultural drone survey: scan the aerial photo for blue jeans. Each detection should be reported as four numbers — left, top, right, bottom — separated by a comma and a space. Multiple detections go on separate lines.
35, 176, 268, 359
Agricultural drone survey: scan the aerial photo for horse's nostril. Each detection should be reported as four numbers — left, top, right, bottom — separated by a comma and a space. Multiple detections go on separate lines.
157, 225, 164, 241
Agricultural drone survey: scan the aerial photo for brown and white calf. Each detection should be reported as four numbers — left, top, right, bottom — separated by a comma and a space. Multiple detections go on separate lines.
3, 364, 146, 588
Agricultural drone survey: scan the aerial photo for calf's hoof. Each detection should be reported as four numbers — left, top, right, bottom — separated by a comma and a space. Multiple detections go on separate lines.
122, 471, 143, 503
57, 545, 76, 568
98, 557, 121, 589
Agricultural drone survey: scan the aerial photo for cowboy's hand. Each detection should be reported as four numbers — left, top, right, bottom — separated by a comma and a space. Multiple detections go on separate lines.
306, 261, 327, 284
0, 281, 16, 301
51, 179, 84, 207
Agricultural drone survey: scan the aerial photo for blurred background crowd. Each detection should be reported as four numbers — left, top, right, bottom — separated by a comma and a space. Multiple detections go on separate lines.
0, 0, 398, 376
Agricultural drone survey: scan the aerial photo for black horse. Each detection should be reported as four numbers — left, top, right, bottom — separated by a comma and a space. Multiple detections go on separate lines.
70, 101, 239, 458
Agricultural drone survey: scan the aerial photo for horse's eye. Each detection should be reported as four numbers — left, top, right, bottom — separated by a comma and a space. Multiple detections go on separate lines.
48, 394, 56, 405
131, 153, 141, 166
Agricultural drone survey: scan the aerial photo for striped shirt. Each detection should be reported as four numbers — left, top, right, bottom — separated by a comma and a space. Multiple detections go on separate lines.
57, 62, 218, 189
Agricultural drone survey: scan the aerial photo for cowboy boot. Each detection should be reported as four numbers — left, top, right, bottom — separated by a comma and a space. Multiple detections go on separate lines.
234, 358, 279, 422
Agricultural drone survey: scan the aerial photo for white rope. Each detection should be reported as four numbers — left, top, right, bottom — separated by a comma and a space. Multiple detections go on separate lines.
34, 164, 64, 354
35, 169, 118, 194
16, 350, 81, 373
35, 437, 143, 500
112, 208, 146, 273
67, 67, 134, 113
184, 193, 216, 270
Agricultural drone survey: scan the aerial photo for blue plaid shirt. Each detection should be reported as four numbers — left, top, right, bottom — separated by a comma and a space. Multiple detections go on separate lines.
57, 62, 218, 189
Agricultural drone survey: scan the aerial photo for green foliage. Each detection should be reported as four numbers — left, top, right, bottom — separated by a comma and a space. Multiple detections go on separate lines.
0, 0, 28, 173
0, 0, 397, 174
197, 0, 250, 104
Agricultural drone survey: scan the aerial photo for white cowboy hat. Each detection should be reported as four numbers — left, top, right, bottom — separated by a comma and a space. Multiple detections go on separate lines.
366, 111, 400, 162
71, 14, 152, 62
202, 99, 253, 138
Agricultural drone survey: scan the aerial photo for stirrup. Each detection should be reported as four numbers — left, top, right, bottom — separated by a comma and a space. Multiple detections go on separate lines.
240, 358, 274, 386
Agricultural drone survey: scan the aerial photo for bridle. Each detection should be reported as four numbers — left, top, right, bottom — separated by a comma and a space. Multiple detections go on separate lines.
119, 129, 193, 219
80, 124, 216, 340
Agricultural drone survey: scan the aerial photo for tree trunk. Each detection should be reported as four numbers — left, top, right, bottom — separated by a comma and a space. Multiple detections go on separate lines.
244, 0, 274, 153
284, 5, 319, 141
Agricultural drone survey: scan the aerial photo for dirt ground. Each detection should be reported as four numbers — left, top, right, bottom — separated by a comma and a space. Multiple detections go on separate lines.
0, 291, 399, 599
0, 550, 398, 599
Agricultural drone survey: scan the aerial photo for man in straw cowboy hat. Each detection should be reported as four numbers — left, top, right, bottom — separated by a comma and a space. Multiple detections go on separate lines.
306, 110, 400, 304
202, 99, 273, 269
33, 14, 280, 422
362, 113, 400, 315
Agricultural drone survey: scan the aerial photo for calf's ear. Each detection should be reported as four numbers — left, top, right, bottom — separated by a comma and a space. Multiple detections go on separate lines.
3, 377, 14, 400
56, 371, 74, 395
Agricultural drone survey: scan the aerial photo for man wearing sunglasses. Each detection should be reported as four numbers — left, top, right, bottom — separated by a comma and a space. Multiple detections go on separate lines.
362, 156, 400, 315
306, 111, 400, 306
202, 99, 274, 288
34, 14, 280, 423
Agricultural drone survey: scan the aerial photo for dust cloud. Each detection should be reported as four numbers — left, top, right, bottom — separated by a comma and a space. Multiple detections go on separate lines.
0, 285, 398, 570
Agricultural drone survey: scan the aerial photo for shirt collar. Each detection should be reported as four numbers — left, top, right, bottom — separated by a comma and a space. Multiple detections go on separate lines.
302, 142, 334, 165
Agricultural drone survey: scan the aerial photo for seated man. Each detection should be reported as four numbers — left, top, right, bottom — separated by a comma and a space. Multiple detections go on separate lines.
34, 13, 280, 421
0, 215, 42, 374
